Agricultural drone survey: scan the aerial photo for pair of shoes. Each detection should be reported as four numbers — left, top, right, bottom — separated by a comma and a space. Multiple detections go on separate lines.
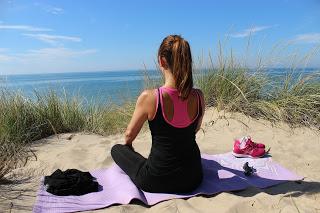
232, 136, 266, 158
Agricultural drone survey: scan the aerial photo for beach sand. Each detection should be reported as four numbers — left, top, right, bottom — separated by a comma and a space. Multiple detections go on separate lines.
1, 107, 319, 212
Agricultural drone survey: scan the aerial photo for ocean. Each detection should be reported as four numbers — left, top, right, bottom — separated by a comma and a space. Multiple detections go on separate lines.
1, 68, 318, 105
0, 70, 161, 105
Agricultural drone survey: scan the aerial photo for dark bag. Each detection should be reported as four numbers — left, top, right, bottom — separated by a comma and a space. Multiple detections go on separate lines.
44, 169, 99, 196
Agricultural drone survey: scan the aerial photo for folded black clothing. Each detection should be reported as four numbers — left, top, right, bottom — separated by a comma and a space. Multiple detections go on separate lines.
44, 169, 99, 196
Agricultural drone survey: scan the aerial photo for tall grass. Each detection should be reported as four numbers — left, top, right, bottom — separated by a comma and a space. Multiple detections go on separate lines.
250, 73, 320, 127
0, 89, 135, 179
0, 142, 27, 180
85, 101, 135, 135
195, 40, 320, 129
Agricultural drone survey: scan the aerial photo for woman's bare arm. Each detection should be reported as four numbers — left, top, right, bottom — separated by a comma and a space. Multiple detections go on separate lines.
124, 90, 153, 147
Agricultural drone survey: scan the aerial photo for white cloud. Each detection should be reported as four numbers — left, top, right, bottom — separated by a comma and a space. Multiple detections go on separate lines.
0, 48, 97, 73
17, 47, 96, 61
290, 33, 320, 44
0, 54, 12, 62
47, 7, 64, 15
228, 25, 275, 38
0, 24, 52, 32
0, 47, 96, 63
34, 2, 64, 15
23, 33, 82, 45
0, 48, 12, 62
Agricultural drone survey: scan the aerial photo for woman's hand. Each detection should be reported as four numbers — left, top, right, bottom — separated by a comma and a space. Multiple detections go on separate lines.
121, 141, 135, 151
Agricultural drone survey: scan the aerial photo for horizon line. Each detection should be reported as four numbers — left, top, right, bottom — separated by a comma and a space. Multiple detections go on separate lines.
1, 67, 319, 76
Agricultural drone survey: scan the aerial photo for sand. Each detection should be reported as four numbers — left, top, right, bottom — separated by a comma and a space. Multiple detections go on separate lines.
1, 107, 320, 212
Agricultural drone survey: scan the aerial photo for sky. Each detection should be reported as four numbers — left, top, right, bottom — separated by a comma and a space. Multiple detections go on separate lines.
0, 0, 319, 74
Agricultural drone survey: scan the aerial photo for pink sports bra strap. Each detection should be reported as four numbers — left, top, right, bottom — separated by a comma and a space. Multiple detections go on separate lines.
158, 87, 200, 128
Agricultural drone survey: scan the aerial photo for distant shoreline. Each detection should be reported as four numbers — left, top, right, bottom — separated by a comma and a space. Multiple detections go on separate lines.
1, 67, 319, 76
1, 67, 319, 105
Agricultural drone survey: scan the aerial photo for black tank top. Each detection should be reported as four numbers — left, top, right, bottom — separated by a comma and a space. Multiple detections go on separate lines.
146, 88, 203, 176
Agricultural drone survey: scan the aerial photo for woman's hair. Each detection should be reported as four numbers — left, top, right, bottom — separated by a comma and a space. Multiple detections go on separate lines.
158, 35, 193, 100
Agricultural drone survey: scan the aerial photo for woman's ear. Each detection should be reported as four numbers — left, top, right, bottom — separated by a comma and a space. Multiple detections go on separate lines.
158, 56, 168, 69
158, 56, 162, 67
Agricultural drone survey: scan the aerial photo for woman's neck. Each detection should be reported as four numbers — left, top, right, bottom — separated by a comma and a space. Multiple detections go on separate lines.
163, 83, 176, 89
163, 69, 176, 89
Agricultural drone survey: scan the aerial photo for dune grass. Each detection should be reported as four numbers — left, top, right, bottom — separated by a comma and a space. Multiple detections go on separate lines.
194, 39, 320, 129
0, 40, 319, 180
195, 66, 320, 128
0, 89, 136, 179
0, 89, 137, 140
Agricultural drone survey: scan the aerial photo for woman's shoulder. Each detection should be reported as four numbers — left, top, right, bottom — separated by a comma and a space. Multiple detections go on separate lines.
137, 89, 158, 118
140, 88, 157, 97
137, 89, 158, 104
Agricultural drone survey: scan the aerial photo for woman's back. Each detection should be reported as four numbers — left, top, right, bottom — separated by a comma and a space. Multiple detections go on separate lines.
146, 86, 203, 177
156, 86, 201, 128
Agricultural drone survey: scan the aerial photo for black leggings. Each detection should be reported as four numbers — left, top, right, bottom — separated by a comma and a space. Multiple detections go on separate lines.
110, 144, 203, 193
110, 144, 146, 187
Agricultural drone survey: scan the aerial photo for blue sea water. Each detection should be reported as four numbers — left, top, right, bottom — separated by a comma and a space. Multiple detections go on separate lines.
0, 68, 318, 105
0, 70, 161, 105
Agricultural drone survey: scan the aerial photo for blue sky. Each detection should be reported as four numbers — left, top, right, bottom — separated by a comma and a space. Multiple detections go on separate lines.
0, 0, 319, 74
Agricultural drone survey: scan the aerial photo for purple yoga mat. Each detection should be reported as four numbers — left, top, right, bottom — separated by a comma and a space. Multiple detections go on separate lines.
33, 152, 303, 213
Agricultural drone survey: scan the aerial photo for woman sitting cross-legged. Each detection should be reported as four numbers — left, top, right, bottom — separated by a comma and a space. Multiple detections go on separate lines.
111, 34, 205, 193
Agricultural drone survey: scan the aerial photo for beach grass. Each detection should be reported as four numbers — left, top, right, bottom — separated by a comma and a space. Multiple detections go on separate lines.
195, 66, 320, 128
1, 41, 320, 180
194, 40, 320, 129
0, 89, 136, 179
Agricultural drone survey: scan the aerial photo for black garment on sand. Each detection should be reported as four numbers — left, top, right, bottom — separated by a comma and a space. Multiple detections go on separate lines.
44, 169, 99, 196
111, 88, 203, 193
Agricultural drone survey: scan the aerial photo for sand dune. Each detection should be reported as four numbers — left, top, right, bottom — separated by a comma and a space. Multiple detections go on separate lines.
1, 108, 319, 212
